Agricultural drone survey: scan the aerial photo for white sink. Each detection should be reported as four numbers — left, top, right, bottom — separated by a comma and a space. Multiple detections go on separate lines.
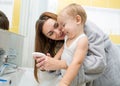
0, 68, 23, 86
0, 67, 38, 86
18, 67, 38, 86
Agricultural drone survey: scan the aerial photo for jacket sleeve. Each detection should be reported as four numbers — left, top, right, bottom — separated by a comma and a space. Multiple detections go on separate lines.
83, 21, 107, 82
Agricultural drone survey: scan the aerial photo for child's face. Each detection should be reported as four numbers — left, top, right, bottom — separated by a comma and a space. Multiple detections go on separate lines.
57, 12, 78, 39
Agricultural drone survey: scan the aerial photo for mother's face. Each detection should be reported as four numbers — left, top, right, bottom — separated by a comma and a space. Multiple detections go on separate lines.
42, 18, 65, 40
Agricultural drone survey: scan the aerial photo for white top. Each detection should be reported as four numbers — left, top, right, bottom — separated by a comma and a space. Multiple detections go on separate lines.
61, 34, 86, 86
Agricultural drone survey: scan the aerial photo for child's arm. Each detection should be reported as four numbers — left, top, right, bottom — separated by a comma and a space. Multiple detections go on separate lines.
59, 37, 88, 86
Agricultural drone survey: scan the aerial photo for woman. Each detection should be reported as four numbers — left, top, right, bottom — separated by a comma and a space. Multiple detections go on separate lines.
34, 12, 120, 86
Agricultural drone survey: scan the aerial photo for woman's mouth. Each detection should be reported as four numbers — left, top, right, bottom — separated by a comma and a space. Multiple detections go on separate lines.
60, 32, 65, 38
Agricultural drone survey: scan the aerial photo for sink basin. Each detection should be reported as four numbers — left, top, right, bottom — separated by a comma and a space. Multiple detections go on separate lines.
0, 67, 38, 86
0, 68, 24, 86
18, 67, 38, 86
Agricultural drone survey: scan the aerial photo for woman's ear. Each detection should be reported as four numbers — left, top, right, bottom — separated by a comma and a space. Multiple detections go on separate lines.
76, 15, 82, 24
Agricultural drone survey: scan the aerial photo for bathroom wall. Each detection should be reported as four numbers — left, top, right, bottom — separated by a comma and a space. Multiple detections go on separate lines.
19, 0, 51, 67
0, 29, 24, 66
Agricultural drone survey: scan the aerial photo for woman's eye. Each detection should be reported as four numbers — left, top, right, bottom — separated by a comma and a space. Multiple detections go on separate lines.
63, 24, 65, 27
54, 22, 59, 28
49, 32, 54, 36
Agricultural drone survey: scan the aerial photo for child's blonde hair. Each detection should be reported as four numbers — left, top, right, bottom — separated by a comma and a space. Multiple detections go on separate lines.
61, 3, 87, 24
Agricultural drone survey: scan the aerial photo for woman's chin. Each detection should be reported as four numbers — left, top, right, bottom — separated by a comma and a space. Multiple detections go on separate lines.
56, 38, 63, 41
59, 37, 64, 40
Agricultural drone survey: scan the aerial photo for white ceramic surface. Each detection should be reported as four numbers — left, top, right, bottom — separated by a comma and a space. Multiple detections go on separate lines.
18, 67, 38, 86
0, 67, 38, 86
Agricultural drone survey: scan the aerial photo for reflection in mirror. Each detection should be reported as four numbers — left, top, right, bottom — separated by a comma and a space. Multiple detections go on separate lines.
0, 0, 21, 34
0, 10, 9, 30
0, 0, 14, 31
0, 48, 5, 66
0, 29, 24, 67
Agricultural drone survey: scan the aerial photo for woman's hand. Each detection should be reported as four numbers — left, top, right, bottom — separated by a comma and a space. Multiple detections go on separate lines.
36, 56, 61, 71
33, 55, 46, 70
34, 55, 67, 71
33, 54, 59, 71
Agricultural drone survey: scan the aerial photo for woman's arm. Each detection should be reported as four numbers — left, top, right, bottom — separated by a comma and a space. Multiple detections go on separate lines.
43, 56, 67, 70
59, 37, 88, 86
35, 46, 68, 71
35, 57, 67, 71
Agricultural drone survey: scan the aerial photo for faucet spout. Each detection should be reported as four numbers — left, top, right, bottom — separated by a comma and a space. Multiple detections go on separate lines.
0, 64, 8, 76
0, 63, 17, 76
0, 48, 17, 76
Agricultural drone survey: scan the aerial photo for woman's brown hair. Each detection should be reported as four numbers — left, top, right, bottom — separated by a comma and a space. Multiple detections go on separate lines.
34, 12, 63, 82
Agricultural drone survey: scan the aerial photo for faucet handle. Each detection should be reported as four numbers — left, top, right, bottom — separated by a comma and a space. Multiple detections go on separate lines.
2, 55, 8, 63
0, 48, 5, 56
2, 54, 16, 63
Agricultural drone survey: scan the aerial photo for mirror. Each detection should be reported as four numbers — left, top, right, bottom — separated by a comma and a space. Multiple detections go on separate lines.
0, 0, 20, 34
0, 29, 24, 66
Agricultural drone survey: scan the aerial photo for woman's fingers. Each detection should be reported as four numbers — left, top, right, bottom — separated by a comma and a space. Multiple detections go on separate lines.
36, 58, 45, 67
34, 55, 56, 71
43, 57, 57, 70
36, 57, 45, 63
39, 66, 45, 71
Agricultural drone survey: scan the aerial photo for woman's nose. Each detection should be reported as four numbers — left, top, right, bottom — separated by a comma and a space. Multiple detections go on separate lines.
59, 26, 64, 32
54, 29, 61, 35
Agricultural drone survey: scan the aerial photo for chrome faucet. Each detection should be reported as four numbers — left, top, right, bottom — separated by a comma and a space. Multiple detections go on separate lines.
0, 48, 17, 76
0, 63, 17, 76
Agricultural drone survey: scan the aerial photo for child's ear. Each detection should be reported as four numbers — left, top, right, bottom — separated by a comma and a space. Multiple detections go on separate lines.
76, 15, 82, 24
